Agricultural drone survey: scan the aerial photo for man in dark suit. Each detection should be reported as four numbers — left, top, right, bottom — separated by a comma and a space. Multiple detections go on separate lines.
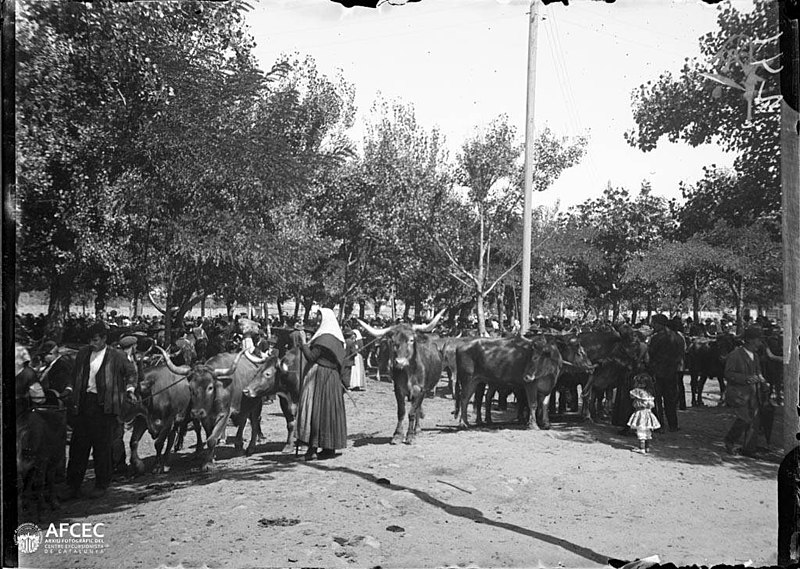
61, 322, 137, 499
723, 325, 770, 457
648, 314, 686, 432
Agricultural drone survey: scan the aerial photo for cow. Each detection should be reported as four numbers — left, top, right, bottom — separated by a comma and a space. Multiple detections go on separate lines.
454, 335, 564, 430
242, 347, 302, 453
159, 347, 268, 470
122, 364, 205, 476
358, 310, 446, 445
687, 333, 737, 406
577, 328, 646, 422
431, 334, 472, 398
16, 391, 67, 519
547, 334, 596, 415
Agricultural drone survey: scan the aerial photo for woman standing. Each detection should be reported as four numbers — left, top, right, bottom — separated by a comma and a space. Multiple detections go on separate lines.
296, 308, 348, 461
350, 329, 367, 391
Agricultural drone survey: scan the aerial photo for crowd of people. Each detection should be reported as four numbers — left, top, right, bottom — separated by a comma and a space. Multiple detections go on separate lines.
15, 303, 786, 506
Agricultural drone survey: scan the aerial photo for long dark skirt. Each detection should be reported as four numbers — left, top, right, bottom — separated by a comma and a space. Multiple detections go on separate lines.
296, 364, 347, 450
611, 374, 635, 427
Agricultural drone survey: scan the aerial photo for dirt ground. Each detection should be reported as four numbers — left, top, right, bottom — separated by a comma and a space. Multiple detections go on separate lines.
18, 371, 789, 569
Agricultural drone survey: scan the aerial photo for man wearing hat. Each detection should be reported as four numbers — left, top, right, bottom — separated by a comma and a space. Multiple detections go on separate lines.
647, 314, 686, 432
723, 325, 770, 457
61, 322, 138, 500
36, 340, 73, 394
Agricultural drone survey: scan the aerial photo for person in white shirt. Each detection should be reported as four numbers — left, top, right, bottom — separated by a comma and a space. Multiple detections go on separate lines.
62, 322, 137, 500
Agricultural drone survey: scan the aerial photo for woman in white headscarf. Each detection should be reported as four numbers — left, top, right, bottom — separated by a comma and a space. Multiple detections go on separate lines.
295, 308, 347, 461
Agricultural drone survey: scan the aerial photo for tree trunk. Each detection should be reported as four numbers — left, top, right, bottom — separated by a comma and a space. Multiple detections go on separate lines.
374, 299, 383, 320
302, 296, 314, 324
735, 279, 745, 334
276, 299, 284, 322
612, 299, 620, 324
94, 280, 108, 320
646, 298, 653, 322
294, 296, 301, 321
201, 296, 206, 318
496, 285, 506, 331
476, 292, 487, 337
226, 298, 235, 320
414, 293, 422, 323
46, 282, 71, 343
165, 287, 173, 347
359, 301, 366, 320
630, 304, 639, 326
403, 300, 411, 321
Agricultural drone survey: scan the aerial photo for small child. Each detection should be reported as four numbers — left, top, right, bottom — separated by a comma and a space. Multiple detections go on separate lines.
627, 373, 660, 454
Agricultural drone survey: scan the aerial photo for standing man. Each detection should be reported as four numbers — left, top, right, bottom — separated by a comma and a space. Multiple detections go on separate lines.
112, 336, 143, 476
61, 322, 137, 499
648, 314, 686, 432
290, 320, 308, 390
723, 325, 770, 457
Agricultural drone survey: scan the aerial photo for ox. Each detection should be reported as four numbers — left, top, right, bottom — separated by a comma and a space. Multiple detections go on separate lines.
242, 347, 302, 453
454, 335, 564, 430
576, 329, 646, 422
686, 334, 737, 406
358, 310, 446, 445
122, 364, 205, 475
431, 334, 472, 398
159, 348, 264, 470
547, 334, 596, 415
17, 392, 67, 519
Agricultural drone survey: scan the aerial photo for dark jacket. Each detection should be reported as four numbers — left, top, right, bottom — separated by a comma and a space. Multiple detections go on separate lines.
647, 328, 685, 377
68, 345, 137, 416
724, 346, 767, 421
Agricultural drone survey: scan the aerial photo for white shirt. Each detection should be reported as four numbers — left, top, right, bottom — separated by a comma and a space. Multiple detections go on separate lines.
743, 347, 754, 361
87, 347, 107, 394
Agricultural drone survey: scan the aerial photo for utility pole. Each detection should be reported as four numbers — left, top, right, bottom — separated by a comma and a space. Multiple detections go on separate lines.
779, 0, 800, 458
520, 0, 540, 335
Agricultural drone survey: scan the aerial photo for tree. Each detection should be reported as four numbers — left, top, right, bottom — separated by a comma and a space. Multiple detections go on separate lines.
432, 115, 586, 335
625, 0, 780, 229
625, 238, 724, 322
564, 182, 676, 322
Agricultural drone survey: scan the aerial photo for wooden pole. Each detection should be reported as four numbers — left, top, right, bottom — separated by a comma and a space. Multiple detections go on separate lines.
779, 0, 800, 457
520, 0, 540, 335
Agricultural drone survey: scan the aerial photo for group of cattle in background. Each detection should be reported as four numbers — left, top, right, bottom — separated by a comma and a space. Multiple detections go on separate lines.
16, 310, 784, 521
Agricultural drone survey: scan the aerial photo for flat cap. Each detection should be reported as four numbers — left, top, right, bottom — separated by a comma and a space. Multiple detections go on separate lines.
118, 336, 139, 349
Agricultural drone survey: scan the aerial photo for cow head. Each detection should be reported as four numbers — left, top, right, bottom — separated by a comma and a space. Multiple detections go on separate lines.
242, 355, 281, 399
157, 346, 243, 420
358, 309, 445, 370
525, 337, 564, 383
555, 336, 595, 374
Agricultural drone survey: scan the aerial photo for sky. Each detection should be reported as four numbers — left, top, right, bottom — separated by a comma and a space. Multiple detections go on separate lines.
245, 0, 757, 210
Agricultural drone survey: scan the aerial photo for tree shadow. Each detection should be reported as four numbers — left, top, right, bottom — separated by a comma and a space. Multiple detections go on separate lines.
430, 400, 784, 481
304, 461, 612, 566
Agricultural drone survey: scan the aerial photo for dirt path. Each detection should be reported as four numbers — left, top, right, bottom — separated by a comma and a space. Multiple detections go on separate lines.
19, 373, 786, 569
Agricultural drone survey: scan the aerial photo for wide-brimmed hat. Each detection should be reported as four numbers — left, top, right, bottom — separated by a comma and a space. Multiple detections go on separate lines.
651, 314, 669, 326
744, 326, 764, 340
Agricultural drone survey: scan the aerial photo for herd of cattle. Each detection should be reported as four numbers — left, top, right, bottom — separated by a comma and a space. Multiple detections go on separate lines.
16, 310, 772, 519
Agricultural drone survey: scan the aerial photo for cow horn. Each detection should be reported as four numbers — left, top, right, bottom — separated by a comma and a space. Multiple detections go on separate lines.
412, 308, 447, 333
244, 349, 269, 365
155, 345, 192, 376
357, 319, 389, 338
214, 350, 245, 378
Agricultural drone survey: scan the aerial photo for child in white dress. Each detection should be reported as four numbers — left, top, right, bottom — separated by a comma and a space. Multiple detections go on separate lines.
627, 373, 661, 454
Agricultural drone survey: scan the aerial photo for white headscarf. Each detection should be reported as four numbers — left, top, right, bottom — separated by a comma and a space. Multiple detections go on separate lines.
310, 308, 345, 346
